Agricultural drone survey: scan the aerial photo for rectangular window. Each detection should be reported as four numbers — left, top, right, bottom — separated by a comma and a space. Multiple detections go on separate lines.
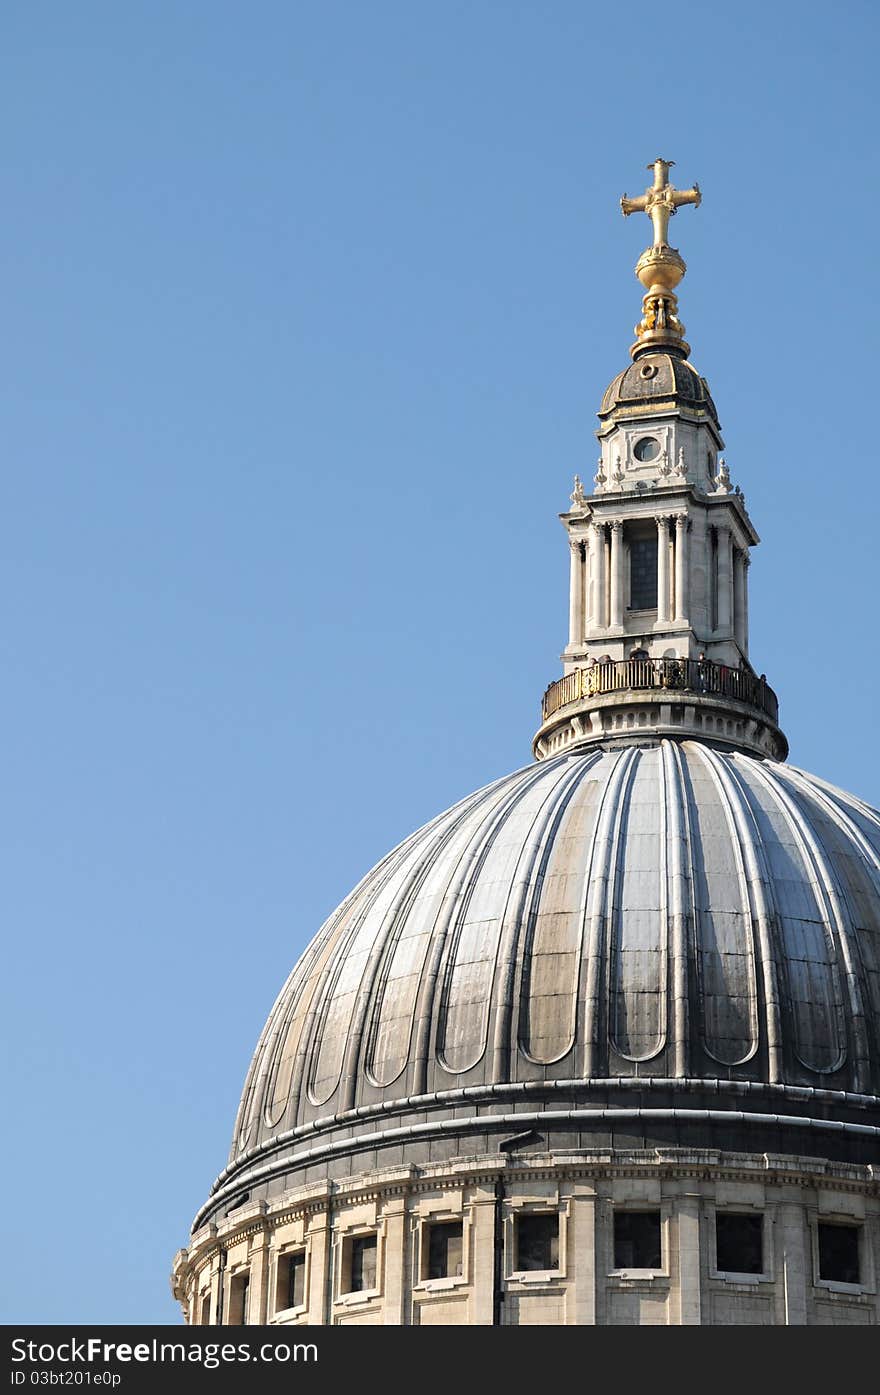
349, 1234, 378, 1293
276, 1250, 306, 1311
629, 535, 658, 610
715, 1213, 763, 1274
199, 1292, 211, 1326
613, 1211, 661, 1270
818, 1223, 860, 1284
515, 1212, 559, 1271
427, 1221, 464, 1279
228, 1270, 250, 1325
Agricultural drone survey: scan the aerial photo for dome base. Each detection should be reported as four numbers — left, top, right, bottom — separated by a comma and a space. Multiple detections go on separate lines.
533, 691, 788, 762
173, 1140, 880, 1326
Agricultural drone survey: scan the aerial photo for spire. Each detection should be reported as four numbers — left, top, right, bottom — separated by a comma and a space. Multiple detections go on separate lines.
531, 159, 786, 765
620, 157, 701, 360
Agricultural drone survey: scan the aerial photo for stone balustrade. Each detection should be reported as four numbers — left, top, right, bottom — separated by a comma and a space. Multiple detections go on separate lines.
542, 656, 779, 724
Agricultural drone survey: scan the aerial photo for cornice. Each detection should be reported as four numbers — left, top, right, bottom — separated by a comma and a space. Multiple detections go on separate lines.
174, 1146, 880, 1286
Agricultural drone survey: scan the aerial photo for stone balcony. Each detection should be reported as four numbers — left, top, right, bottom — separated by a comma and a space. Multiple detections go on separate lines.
533, 656, 787, 761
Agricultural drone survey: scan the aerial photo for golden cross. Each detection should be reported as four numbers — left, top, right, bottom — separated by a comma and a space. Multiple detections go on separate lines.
620, 158, 700, 248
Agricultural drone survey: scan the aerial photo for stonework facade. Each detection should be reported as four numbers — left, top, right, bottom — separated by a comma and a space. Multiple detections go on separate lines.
174, 1153, 880, 1326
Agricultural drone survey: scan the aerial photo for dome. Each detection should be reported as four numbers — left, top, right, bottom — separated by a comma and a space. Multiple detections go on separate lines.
175, 163, 880, 1329
198, 739, 880, 1225
598, 350, 718, 424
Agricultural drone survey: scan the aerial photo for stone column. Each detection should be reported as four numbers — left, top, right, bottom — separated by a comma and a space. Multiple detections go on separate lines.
590, 523, 607, 631
733, 548, 747, 650
656, 515, 671, 624
609, 520, 624, 628
716, 524, 733, 635
568, 540, 584, 646
674, 515, 690, 625
741, 552, 750, 657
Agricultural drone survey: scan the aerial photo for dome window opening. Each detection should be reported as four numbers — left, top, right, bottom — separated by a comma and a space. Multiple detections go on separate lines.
633, 436, 660, 462
425, 1221, 463, 1280
276, 1250, 306, 1313
817, 1223, 861, 1286
629, 527, 659, 611
515, 1213, 559, 1272
715, 1213, 764, 1276
342, 1233, 378, 1295
613, 1211, 662, 1271
227, 1269, 250, 1325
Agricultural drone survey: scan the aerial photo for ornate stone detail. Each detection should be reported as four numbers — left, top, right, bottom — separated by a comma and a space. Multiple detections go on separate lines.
593, 456, 607, 491
569, 474, 588, 512
675, 445, 687, 477
611, 452, 625, 488
713, 458, 733, 493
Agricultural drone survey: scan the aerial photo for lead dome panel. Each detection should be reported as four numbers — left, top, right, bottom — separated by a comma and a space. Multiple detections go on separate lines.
230, 740, 880, 1163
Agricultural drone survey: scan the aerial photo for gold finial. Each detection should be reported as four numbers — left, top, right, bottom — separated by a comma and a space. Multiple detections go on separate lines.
619, 157, 701, 359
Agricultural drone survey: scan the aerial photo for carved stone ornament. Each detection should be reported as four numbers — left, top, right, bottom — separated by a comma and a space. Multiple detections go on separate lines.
569, 474, 588, 512
713, 458, 732, 493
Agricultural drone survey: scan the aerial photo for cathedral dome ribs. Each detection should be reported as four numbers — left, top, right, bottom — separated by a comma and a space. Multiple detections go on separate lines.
200, 741, 880, 1224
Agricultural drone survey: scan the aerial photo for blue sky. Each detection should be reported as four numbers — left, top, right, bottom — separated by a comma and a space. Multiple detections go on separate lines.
2, 1, 878, 1323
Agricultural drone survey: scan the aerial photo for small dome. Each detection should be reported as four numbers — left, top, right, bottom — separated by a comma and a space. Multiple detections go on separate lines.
230, 740, 880, 1169
599, 351, 718, 423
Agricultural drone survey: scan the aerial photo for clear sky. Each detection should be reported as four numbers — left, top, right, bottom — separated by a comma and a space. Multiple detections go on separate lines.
2, 0, 878, 1324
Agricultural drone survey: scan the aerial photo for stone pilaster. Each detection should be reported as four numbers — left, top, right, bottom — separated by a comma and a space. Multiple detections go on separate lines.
306, 1208, 332, 1325
590, 523, 607, 631
715, 523, 733, 636
733, 547, 747, 650
382, 1200, 408, 1324
566, 1189, 597, 1325
568, 541, 584, 646
249, 1225, 271, 1324
609, 521, 624, 629
675, 1197, 702, 1325
469, 1185, 497, 1326
777, 1203, 808, 1325
741, 552, 750, 657
674, 515, 690, 625
655, 515, 671, 625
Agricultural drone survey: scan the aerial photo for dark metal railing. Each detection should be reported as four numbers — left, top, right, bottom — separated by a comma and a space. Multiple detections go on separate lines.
541, 657, 779, 724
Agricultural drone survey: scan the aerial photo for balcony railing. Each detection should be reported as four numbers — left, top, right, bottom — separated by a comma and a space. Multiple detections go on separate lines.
541, 656, 779, 725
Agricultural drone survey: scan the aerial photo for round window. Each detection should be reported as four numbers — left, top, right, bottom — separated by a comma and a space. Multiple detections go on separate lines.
633, 437, 660, 462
